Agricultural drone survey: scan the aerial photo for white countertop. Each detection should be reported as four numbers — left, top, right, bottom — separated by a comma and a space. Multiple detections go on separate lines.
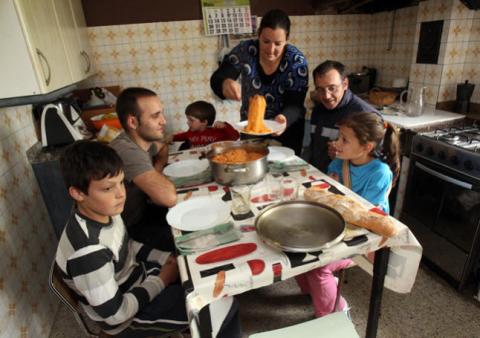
381, 106, 465, 129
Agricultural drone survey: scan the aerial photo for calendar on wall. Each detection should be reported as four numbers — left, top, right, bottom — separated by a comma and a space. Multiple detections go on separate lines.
201, 0, 252, 36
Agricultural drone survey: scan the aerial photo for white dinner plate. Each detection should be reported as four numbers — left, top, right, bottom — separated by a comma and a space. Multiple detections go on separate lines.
164, 159, 209, 178
166, 196, 231, 231
234, 120, 284, 136
267, 146, 295, 162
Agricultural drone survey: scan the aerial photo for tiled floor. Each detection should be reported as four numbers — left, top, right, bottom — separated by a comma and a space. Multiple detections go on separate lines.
49, 264, 480, 337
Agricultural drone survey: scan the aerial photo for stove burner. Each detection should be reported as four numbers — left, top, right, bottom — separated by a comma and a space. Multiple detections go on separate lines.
439, 134, 460, 142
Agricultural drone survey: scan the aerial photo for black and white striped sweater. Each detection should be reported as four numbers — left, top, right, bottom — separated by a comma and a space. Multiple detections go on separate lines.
55, 212, 171, 334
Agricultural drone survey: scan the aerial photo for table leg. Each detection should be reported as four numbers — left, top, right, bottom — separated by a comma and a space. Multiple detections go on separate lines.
366, 247, 391, 338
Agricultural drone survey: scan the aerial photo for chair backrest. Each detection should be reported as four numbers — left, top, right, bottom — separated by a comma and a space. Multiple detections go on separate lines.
48, 261, 102, 337
49, 262, 81, 313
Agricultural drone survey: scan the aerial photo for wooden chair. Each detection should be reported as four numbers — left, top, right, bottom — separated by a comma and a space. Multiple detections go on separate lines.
249, 312, 359, 338
48, 262, 112, 338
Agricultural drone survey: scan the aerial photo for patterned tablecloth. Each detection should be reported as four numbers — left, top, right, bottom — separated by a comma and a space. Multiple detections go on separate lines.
166, 147, 422, 335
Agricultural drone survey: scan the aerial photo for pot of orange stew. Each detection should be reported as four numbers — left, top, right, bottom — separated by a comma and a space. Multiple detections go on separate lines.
207, 140, 269, 186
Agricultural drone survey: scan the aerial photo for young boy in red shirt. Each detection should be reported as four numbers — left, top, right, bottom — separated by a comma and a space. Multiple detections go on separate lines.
173, 101, 239, 148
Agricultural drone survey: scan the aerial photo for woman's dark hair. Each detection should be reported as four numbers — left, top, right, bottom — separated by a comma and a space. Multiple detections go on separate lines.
185, 101, 216, 126
60, 140, 124, 194
116, 87, 157, 130
313, 60, 347, 80
337, 112, 401, 186
258, 9, 291, 38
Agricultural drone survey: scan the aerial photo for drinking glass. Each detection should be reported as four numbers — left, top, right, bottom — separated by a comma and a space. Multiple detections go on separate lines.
281, 178, 299, 201
230, 185, 251, 215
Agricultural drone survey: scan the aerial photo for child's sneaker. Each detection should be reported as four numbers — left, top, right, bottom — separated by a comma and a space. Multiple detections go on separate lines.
341, 299, 352, 321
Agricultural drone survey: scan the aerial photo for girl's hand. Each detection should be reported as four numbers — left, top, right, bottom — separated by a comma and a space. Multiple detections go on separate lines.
272, 114, 287, 136
213, 121, 226, 129
222, 79, 241, 101
329, 172, 339, 181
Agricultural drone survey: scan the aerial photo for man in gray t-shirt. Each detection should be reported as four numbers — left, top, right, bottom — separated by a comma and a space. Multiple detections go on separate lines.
110, 88, 176, 250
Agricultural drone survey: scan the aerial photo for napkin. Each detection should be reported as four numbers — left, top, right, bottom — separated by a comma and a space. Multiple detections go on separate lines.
268, 158, 309, 174
175, 222, 241, 255
169, 168, 213, 188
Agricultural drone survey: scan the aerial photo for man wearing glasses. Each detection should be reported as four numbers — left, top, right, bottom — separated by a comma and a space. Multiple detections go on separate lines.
308, 60, 378, 171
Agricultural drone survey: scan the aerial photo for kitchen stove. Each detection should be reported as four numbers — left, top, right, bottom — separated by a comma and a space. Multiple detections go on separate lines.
404, 121, 480, 292
412, 122, 480, 181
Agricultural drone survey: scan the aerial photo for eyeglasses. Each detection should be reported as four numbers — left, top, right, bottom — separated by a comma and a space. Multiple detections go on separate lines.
314, 84, 343, 96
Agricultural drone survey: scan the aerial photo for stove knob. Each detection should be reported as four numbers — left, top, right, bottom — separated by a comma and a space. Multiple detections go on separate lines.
450, 156, 459, 165
438, 151, 446, 160
415, 143, 424, 153
464, 160, 474, 171
426, 147, 434, 156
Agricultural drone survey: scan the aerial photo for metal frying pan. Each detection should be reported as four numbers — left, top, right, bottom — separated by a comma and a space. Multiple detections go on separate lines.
255, 201, 345, 252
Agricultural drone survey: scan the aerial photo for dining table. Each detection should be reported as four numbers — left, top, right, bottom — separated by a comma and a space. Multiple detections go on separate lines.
166, 146, 422, 338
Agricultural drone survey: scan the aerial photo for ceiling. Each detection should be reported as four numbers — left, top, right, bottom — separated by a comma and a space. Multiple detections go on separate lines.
312, 0, 421, 14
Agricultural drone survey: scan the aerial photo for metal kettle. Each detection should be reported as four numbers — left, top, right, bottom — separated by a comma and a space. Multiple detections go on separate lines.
400, 86, 426, 117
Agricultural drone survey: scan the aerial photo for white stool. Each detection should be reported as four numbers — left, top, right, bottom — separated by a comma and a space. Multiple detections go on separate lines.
249, 312, 359, 338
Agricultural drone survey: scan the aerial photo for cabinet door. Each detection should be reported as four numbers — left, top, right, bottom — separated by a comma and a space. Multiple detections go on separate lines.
52, 0, 84, 82
15, 0, 73, 92
69, 0, 94, 78
52, 0, 94, 82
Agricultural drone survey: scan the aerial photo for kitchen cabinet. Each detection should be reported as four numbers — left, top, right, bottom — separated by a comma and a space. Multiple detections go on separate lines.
0, 0, 93, 99
53, 0, 94, 82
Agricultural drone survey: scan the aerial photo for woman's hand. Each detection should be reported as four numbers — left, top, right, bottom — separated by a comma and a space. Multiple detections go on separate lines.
222, 79, 241, 101
272, 114, 287, 136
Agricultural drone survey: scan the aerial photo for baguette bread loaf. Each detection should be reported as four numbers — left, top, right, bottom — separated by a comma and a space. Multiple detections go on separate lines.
304, 185, 398, 238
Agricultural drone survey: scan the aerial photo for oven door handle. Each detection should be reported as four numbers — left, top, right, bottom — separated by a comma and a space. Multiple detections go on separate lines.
415, 162, 473, 190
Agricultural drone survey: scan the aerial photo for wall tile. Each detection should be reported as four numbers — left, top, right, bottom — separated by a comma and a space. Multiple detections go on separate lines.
0, 104, 58, 338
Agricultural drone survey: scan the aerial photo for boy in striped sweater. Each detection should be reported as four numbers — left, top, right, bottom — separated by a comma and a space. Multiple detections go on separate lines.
55, 140, 188, 337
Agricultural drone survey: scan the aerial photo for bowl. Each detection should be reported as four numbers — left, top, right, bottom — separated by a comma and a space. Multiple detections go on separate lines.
90, 113, 121, 131
255, 200, 345, 252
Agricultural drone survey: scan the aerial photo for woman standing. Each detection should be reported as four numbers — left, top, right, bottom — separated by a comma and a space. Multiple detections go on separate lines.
210, 9, 308, 155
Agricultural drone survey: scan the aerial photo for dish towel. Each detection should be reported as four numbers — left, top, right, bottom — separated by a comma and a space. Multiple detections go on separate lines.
175, 222, 241, 255
169, 168, 213, 188
268, 158, 309, 174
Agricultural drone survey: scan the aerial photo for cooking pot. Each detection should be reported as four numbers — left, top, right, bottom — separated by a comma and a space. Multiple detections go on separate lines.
368, 87, 397, 106
255, 200, 345, 252
207, 140, 269, 186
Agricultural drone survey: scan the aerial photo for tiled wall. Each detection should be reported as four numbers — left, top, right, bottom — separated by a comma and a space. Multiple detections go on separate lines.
367, 7, 417, 87
85, 1, 480, 129
410, 0, 480, 106
0, 106, 58, 338
85, 10, 417, 130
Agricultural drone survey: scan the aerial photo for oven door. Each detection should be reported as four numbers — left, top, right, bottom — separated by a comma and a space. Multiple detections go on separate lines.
401, 156, 480, 288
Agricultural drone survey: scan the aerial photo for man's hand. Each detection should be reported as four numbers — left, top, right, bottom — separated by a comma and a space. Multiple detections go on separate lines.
164, 134, 174, 144
153, 141, 169, 172
327, 141, 337, 159
159, 255, 179, 286
213, 121, 226, 129
272, 114, 287, 136
222, 79, 241, 101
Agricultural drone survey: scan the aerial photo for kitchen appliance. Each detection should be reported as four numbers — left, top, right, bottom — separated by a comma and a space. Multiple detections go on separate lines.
40, 98, 91, 147
401, 123, 480, 290
400, 86, 426, 117
348, 67, 376, 95
455, 80, 475, 114
207, 140, 269, 186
